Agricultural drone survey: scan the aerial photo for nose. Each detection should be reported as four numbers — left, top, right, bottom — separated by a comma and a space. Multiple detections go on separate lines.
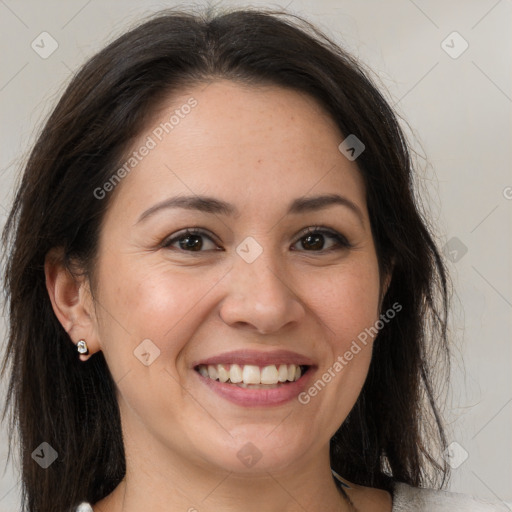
219, 245, 305, 335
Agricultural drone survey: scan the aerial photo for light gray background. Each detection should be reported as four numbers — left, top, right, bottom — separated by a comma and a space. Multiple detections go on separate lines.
1, 0, 511, 510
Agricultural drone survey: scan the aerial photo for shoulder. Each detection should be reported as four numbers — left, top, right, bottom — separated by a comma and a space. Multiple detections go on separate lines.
73, 486, 510, 512
392, 482, 510, 511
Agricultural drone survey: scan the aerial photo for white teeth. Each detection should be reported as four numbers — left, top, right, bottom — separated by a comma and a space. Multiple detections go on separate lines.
260, 365, 279, 384
242, 365, 261, 384
229, 364, 243, 383
277, 364, 288, 382
207, 365, 218, 380
197, 363, 305, 385
217, 364, 229, 383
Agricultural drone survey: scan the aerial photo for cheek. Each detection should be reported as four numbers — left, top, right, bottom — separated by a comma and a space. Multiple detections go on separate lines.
294, 265, 382, 440
310, 260, 382, 344
94, 253, 225, 358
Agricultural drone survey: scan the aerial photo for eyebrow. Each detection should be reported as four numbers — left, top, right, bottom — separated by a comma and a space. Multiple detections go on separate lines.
136, 193, 364, 225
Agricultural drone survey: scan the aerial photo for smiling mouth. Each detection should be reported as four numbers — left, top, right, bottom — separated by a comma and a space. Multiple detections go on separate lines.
194, 363, 310, 387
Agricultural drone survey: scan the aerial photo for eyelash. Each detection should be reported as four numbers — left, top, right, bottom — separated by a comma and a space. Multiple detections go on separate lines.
160, 226, 352, 254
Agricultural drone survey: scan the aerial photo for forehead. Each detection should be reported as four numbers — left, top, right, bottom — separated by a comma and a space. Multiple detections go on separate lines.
103, 80, 367, 224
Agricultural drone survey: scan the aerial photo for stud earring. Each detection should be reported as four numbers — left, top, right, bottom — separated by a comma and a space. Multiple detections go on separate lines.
77, 339, 89, 355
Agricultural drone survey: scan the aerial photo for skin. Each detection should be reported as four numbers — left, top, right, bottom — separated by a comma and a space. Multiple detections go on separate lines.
46, 80, 393, 512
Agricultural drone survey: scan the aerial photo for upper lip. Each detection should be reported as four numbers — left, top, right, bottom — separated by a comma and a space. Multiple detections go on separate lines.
192, 349, 315, 368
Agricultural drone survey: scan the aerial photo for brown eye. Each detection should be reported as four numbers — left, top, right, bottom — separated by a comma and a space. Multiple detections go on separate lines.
161, 226, 351, 254
176, 233, 203, 251
301, 232, 326, 250
162, 229, 218, 252
293, 227, 351, 252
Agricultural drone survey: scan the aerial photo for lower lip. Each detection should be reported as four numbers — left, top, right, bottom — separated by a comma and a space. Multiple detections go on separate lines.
195, 369, 313, 407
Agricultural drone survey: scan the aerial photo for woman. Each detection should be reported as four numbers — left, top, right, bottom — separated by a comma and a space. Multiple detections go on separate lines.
1, 7, 507, 512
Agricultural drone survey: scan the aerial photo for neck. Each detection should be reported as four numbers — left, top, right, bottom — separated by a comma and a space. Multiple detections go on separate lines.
93, 397, 353, 512
96, 446, 350, 512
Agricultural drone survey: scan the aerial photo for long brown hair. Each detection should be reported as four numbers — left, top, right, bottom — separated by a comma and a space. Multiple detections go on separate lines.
1, 7, 450, 511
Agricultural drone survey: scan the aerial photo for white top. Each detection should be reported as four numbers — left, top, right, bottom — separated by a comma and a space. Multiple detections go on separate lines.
392, 482, 509, 511
74, 482, 510, 511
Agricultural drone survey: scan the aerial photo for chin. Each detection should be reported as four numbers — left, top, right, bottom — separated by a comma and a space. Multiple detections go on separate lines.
190, 427, 314, 474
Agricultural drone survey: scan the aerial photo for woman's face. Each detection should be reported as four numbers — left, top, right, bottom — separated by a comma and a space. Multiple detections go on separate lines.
89, 80, 386, 475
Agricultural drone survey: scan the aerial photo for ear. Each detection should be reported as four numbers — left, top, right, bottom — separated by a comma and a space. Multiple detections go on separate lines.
44, 247, 100, 362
